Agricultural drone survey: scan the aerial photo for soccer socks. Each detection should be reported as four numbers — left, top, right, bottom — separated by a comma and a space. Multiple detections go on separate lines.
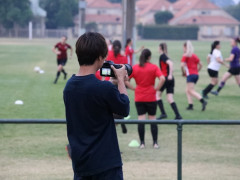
203, 84, 214, 95
61, 69, 67, 75
217, 82, 225, 92
170, 102, 181, 118
157, 100, 166, 115
150, 124, 158, 144
138, 124, 145, 144
54, 71, 61, 84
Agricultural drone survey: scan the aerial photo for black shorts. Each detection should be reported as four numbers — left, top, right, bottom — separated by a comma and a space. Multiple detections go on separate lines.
228, 67, 240, 75
208, 68, 218, 78
135, 102, 157, 116
160, 77, 174, 94
57, 59, 67, 66
187, 74, 199, 84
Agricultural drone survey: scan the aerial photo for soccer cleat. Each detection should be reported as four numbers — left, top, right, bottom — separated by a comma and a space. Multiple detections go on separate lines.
139, 143, 145, 149
53, 79, 58, 84
153, 143, 159, 149
211, 91, 218, 96
202, 100, 208, 111
186, 106, 193, 110
157, 114, 167, 120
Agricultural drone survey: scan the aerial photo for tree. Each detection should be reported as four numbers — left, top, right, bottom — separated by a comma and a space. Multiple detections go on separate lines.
40, 0, 78, 29
154, 11, 174, 25
225, 3, 240, 21
0, 0, 33, 29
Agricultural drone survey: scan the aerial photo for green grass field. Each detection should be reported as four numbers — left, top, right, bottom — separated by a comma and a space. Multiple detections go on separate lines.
0, 38, 240, 180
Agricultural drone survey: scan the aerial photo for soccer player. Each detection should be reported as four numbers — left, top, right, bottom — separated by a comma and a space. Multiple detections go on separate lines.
126, 49, 165, 149
125, 38, 144, 65
202, 41, 225, 98
181, 41, 207, 111
64, 32, 129, 179
107, 40, 127, 64
157, 43, 182, 120
52, 36, 72, 84
211, 37, 240, 95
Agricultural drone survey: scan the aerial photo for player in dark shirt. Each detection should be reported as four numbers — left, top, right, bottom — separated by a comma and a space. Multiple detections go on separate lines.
52, 36, 72, 84
157, 43, 182, 120
63, 32, 129, 179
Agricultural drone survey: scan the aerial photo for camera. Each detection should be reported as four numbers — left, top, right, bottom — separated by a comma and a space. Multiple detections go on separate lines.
100, 61, 133, 77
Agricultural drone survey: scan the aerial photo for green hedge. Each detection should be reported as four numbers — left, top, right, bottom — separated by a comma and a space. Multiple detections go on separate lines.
139, 25, 199, 40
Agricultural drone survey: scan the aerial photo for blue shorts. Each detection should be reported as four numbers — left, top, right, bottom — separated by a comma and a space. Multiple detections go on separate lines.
187, 74, 199, 84
74, 167, 123, 180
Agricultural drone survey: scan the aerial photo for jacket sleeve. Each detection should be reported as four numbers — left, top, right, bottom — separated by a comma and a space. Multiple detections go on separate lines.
106, 84, 130, 117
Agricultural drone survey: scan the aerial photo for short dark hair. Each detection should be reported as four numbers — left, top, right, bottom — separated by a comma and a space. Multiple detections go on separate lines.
75, 32, 108, 66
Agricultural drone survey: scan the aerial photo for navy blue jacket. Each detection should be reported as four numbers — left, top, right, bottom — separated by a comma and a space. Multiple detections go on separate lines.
63, 74, 129, 176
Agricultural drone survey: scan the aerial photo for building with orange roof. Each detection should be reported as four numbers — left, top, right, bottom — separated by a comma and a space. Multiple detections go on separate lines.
169, 0, 239, 39
74, 0, 122, 38
136, 0, 173, 24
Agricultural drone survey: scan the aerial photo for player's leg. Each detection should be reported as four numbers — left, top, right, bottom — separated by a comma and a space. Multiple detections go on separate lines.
166, 78, 182, 119
234, 74, 240, 87
202, 69, 218, 98
135, 102, 146, 148
212, 72, 232, 95
156, 82, 167, 119
147, 102, 159, 149
186, 85, 193, 110
54, 63, 63, 84
187, 82, 207, 111
61, 59, 68, 80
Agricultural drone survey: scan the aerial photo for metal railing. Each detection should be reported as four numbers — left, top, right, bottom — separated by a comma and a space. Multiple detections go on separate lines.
1, 119, 240, 180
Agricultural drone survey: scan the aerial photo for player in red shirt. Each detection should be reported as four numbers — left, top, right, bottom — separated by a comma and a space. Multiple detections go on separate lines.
107, 40, 127, 64
181, 41, 207, 111
126, 49, 165, 149
157, 43, 182, 120
125, 38, 144, 66
52, 36, 72, 84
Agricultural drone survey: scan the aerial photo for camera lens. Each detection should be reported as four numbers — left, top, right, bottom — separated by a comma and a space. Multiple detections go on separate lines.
124, 64, 133, 76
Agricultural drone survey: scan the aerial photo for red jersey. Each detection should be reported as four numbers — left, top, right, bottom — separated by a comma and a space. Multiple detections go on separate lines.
159, 53, 170, 77
125, 46, 134, 65
106, 50, 127, 64
55, 42, 72, 60
95, 70, 110, 81
129, 62, 163, 102
181, 54, 200, 75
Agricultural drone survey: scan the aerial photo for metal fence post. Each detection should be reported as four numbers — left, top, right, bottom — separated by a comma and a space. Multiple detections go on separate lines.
177, 122, 183, 180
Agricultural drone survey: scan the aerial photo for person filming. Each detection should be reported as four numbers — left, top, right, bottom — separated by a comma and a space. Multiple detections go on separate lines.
63, 32, 130, 180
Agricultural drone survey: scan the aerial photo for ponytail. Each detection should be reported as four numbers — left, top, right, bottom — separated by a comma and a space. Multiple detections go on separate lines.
210, 40, 220, 54
112, 40, 122, 57
125, 38, 131, 48
139, 49, 151, 67
159, 42, 168, 55
184, 40, 194, 57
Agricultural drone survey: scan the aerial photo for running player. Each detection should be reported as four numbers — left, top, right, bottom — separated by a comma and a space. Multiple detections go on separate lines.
126, 49, 165, 149
211, 37, 240, 95
157, 43, 182, 120
52, 36, 72, 84
125, 38, 144, 66
181, 41, 207, 111
202, 41, 225, 98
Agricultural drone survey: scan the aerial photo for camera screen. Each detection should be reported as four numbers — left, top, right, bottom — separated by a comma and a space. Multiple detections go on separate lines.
101, 68, 111, 76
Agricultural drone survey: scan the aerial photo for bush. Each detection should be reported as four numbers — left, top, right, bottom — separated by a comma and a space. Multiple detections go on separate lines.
154, 11, 174, 24
140, 25, 199, 40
